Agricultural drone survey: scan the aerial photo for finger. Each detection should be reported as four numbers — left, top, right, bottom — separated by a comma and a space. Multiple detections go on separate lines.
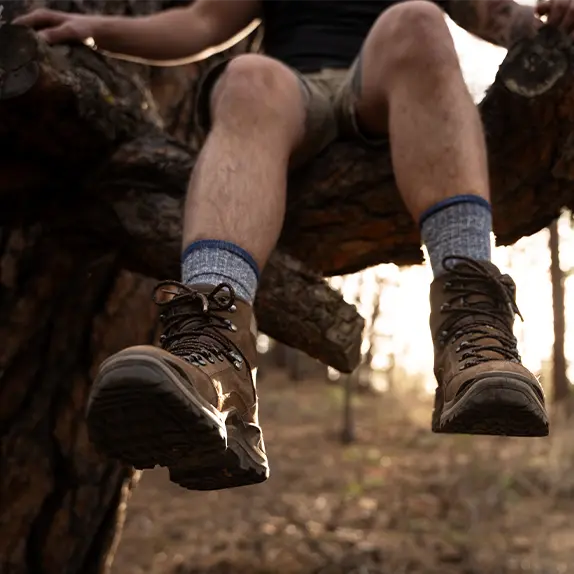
536, 0, 552, 16
37, 23, 77, 45
537, 0, 565, 25
13, 9, 64, 29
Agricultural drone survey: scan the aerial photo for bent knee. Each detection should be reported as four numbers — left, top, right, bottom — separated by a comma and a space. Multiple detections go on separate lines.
368, 1, 456, 69
380, 1, 450, 41
211, 54, 302, 114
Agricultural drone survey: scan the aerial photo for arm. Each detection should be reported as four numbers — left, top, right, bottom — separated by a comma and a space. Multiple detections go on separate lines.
447, 0, 540, 48
14, 0, 262, 62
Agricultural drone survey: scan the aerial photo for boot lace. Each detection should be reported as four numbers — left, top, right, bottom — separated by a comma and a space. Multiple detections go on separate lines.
439, 256, 523, 369
152, 281, 244, 370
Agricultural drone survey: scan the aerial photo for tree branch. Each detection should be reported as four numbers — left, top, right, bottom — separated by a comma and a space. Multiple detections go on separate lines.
2, 23, 573, 368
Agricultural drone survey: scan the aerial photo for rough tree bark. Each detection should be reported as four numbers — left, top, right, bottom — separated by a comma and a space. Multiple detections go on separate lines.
0, 236, 156, 574
0, 3, 361, 573
0, 12, 363, 373
2, 1, 574, 572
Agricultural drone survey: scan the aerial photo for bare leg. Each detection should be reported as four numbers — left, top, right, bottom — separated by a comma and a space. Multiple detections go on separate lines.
349, 2, 548, 438
355, 1, 489, 221
87, 56, 312, 491
182, 54, 306, 270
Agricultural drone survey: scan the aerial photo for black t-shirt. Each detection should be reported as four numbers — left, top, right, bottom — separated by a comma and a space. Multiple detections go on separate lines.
262, 0, 451, 73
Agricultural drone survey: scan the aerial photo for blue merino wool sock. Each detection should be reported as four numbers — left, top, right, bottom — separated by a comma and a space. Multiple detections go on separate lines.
181, 240, 259, 303
419, 195, 492, 277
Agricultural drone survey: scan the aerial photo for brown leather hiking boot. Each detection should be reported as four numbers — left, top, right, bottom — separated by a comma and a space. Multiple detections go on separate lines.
86, 282, 269, 490
430, 256, 549, 437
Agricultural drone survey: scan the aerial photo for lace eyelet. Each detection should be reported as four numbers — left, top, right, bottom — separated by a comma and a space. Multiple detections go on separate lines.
440, 303, 450, 312
226, 320, 237, 332
159, 335, 166, 343
229, 304, 237, 313
159, 313, 166, 321
437, 329, 448, 347
233, 360, 242, 370
207, 354, 215, 364
455, 341, 469, 353
443, 282, 451, 291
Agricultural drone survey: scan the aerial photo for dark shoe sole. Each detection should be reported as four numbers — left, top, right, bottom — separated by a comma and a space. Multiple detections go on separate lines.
433, 375, 549, 437
86, 354, 269, 490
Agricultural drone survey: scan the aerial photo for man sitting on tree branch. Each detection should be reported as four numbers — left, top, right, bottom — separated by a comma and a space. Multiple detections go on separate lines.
16, 0, 565, 490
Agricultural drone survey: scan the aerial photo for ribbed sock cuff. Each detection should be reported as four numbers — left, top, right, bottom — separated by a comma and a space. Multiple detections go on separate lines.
419, 194, 491, 229
181, 239, 259, 303
182, 239, 260, 279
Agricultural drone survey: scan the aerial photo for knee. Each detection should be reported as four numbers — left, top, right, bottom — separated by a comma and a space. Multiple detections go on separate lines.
369, 1, 458, 75
211, 54, 299, 118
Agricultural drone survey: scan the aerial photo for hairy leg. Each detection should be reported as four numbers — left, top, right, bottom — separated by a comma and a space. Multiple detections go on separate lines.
86, 56, 311, 491
355, 0, 489, 221
350, 2, 548, 438
183, 54, 306, 270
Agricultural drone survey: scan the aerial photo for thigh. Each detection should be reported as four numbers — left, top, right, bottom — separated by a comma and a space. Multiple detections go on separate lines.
193, 55, 339, 170
341, 0, 452, 139
333, 55, 389, 146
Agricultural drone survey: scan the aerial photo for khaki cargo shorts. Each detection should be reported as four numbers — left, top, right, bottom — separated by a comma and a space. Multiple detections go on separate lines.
194, 56, 386, 169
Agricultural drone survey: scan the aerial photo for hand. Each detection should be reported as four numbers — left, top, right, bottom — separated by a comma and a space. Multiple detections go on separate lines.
536, 0, 574, 36
13, 9, 98, 45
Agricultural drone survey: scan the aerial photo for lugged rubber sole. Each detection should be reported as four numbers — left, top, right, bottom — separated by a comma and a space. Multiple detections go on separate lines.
432, 376, 549, 437
86, 355, 269, 490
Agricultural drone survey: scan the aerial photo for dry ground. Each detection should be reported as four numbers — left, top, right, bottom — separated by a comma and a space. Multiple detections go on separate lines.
111, 370, 574, 574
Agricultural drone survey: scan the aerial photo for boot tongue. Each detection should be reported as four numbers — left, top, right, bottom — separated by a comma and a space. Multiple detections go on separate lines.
162, 283, 246, 316
429, 259, 523, 365
174, 283, 258, 365
470, 260, 500, 275
157, 281, 235, 341
453, 262, 516, 319
430, 260, 516, 338
189, 283, 239, 299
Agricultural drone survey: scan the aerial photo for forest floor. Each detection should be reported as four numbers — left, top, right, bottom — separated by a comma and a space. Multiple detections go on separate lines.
111, 369, 574, 574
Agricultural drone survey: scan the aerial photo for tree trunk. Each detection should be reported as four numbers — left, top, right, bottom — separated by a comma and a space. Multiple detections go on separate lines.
340, 371, 357, 444
548, 218, 570, 404
2, 2, 574, 572
0, 5, 361, 573
361, 276, 384, 391
271, 341, 289, 369
0, 224, 157, 574
286, 347, 304, 382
